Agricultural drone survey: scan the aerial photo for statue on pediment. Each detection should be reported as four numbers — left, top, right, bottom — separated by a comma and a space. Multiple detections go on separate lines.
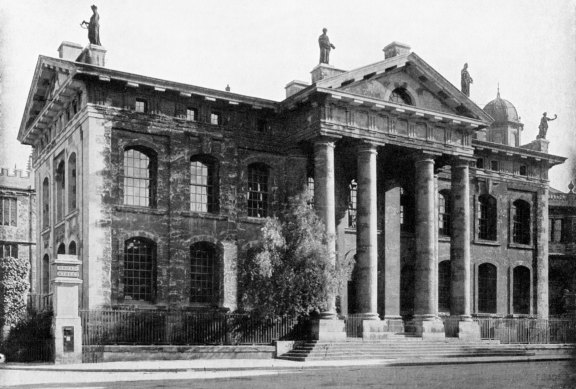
537, 112, 557, 139
461, 63, 473, 97
319, 28, 335, 64
81, 5, 101, 46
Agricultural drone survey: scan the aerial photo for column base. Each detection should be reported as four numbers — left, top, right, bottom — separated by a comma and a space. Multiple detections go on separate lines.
311, 319, 346, 341
383, 316, 405, 334
361, 319, 393, 340
457, 320, 481, 341
413, 316, 445, 339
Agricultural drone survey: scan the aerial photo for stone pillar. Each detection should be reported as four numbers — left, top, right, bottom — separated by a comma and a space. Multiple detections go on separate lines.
51, 255, 82, 364
413, 154, 445, 338
311, 137, 346, 340
536, 187, 549, 318
450, 160, 480, 340
382, 185, 403, 332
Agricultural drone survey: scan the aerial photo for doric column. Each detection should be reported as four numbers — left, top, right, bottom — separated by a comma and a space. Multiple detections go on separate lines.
383, 185, 401, 321
356, 143, 379, 320
414, 155, 437, 318
536, 187, 549, 318
414, 154, 444, 338
450, 160, 471, 318
314, 138, 337, 319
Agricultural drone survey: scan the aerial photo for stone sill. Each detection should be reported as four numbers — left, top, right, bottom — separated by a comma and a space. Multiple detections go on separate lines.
473, 239, 500, 246
508, 242, 534, 250
179, 211, 227, 221
115, 205, 168, 215
239, 216, 267, 225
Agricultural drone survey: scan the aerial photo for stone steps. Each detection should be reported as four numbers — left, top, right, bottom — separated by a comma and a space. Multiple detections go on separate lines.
278, 339, 532, 361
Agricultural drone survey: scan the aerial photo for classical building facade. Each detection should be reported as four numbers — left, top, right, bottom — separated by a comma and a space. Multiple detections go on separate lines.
0, 165, 36, 287
17, 41, 566, 338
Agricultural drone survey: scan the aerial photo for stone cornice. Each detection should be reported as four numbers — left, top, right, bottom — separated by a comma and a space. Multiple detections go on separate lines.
473, 139, 566, 166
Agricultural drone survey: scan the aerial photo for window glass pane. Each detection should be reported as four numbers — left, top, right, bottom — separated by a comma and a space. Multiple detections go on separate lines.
247, 164, 269, 218
190, 243, 217, 303
123, 238, 155, 302
123, 149, 153, 207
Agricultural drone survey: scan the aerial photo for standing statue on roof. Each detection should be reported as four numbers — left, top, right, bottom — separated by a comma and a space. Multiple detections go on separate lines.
461, 63, 473, 97
537, 112, 557, 139
81, 5, 101, 46
318, 28, 336, 64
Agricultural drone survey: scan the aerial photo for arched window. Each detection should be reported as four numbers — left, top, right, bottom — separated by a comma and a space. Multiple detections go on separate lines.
400, 265, 415, 316
478, 263, 497, 313
55, 161, 65, 222
42, 254, 50, 295
389, 88, 413, 105
247, 163, 270, 218
123, 237, 156, 302
190, 156, 218, 213
438, 260, 451, 313
42, 178, 50, 228
306, 176, 315, 208
69, 241, 77, 255
348, 179, 357, 228
400, 188, 415, 233
513, 266, 530, 314
478, 194, 497, 240
57, 243, 66, 255
512, 200, 531, 244
439, 190, 451, 237
68, 153, 77, 211
123, 147, 157, 207
190, 242, 219, 304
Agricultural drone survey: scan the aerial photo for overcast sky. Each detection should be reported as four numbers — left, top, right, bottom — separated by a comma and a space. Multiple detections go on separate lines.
1, 0, 575, 189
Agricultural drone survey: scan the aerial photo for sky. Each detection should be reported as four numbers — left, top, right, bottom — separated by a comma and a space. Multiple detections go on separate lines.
1, 0, 575, 190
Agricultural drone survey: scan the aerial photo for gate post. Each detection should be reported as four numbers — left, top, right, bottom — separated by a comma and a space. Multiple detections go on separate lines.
51, 254, 82, 364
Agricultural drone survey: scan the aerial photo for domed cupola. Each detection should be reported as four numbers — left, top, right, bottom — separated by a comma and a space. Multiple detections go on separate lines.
481, 89, 524, 146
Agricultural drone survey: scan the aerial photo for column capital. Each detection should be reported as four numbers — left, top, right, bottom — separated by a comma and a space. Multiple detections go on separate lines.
313, 135, 340, 148
450, 155, 476, 168
356, 142, 378, 154
412, 151, 440, 164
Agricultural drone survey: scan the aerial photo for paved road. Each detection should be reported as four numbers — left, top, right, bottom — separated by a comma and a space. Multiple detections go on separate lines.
8, 361, 576, 389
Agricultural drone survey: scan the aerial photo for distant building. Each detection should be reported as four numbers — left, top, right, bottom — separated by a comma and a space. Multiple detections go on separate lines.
17, 41, 566, 338
0, 165, 36, 289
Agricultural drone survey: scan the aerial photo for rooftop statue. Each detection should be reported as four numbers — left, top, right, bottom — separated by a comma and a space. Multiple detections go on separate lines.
461, 63, 473, 97
81, 5, 101, 46
537, 112, 557, 139
318, 28, 335, 65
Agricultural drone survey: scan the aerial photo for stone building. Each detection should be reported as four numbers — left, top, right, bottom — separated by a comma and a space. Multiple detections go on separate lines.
0, 165, 36, 287
17, 41, 565, 338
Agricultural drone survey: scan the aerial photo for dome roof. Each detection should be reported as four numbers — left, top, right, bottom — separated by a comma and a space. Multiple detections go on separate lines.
483, 91, 520, 124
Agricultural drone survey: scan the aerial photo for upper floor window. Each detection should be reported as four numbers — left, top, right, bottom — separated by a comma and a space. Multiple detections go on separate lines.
57, 242, 66, 255
476, 158, 484, 169
69, 241, 77, 255
389, 87, 413, 105
123, 147, 157, 207
478, 194, 497, 241
348, 179, 357, 228
135, 98, 147, 113
257, 119, 268, 132
190, 156, 218, 213
42, 254, 50, 295
55, 161, 65, 222
0, 243, 18, 259
438, 190, 451, 237
519, 165, 527, 176
186, 107, 198, 121
0, 197, 17, 227
247, 163, 270, 218
68, 153, 77, 212
190, 242, 219, 304
512, 199, 531, 244
42, 178, 50, 228
210, 112, 221, 125
124, 237, 156, 302
550, 218, 564, 243
490, 160, 499, 171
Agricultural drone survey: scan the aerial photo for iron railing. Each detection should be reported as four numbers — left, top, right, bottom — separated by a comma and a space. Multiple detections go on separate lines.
344, 314, 404, 337
80, 309, 309, 346
473, 317, 576, 344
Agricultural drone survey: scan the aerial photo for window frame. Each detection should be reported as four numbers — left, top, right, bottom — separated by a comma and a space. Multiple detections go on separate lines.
123, 237, 157, 303
190, 156, 219, 213
478, 194, 497, 241
478, 263, 497, 314
189, 242, 219, 305
347, 179, 357, 228
135, 98, 147, 113
512, 199, 531, 245
438, 190, 451, 237
247, 163, 270, 218
0, 197, 17, 227
122, 146, 158, 208
512, 266, 531, 315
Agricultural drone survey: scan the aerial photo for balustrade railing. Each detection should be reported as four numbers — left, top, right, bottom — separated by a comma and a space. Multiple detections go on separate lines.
473, 317, 576, 344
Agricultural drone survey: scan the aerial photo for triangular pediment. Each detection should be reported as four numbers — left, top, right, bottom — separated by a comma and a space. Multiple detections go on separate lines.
315, 52, 492, 123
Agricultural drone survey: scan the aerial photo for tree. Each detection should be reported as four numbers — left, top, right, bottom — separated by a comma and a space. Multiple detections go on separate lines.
240, 192, 354, 319
0, 256, 30, 330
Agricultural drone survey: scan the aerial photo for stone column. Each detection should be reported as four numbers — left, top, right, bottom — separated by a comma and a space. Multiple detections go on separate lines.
450, 159, 479, 340
536, 187, 549, 318
414, 154, 445, 338
356, 143, 379, 320
311, 137, 346, 340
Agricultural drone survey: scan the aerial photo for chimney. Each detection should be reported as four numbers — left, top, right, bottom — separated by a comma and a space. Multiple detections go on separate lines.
383, 42, 411, 59
285, 80, 309, 98
58, 41, 83, 61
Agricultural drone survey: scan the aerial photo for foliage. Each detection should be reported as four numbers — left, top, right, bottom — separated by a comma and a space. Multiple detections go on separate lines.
0, 256, 30, 328
0, 309, 53, 362
240, 192, 354, 319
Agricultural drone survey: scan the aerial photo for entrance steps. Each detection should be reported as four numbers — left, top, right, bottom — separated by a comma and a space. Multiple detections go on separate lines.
277, 338, 533, 361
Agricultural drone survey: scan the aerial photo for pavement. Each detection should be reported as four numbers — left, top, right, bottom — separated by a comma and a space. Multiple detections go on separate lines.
0, 355, 573, 387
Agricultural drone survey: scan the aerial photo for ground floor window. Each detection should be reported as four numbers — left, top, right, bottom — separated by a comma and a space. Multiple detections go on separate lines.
513, 266, 530, 314
190, 242, 218, 304
438, 261, 451, 313
478, 263, 497, 313
123, 237, 156, 302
